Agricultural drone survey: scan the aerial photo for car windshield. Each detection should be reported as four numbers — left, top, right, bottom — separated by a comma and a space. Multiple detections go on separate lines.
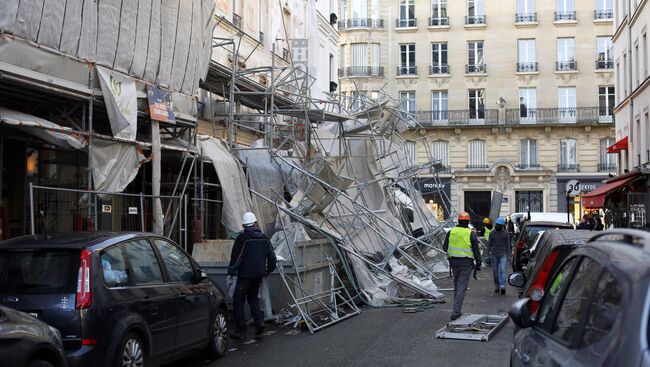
0, 249, 79, 294
523, 225, 561, 241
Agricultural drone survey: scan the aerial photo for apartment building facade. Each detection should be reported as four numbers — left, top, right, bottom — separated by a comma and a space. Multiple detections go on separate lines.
339, 0, 617, 222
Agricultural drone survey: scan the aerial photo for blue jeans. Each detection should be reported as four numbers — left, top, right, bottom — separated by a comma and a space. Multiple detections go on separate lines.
491, 255, 507, 289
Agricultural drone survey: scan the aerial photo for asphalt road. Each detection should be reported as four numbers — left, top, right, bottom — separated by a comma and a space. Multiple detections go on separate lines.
170, 267, 518, 367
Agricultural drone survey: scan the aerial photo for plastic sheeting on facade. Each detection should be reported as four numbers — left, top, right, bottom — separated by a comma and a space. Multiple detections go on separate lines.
0, 107, 85, 149
90, 139, 145, 193
198, 136, 253, 234
0, 0, 216, 95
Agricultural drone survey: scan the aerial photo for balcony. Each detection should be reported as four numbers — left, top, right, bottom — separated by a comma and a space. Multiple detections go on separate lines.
396, 18, 417, 28
516, 13, 537, 23
517, 62, 538, 72
466, 64, 487, 74
338, 18, 384, 29
397, 66, 417, 76
429, 65, 449, 75
556, 61, 577, 71
558, 164, 580, 173
429, 17, 449, 26
338, 66, 384, 77
505, 107, 613, 125
555, 11, 577, 21
465, 15, 486, 25
517, 163, 542, 170
416, 109, 499, 126
598, 163, 617, 172
596, 60, 614, 70
594, 10, 613, 20
466, 164, 490, 170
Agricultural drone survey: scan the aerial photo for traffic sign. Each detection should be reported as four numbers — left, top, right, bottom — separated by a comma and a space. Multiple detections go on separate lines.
566, 179, 581, 197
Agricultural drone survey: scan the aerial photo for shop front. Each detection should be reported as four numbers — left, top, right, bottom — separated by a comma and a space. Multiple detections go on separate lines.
556, 176, 608, 223
415, 177, 451, 221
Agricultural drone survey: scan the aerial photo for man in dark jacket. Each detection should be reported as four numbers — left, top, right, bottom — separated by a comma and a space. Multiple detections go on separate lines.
487, 217, 510, 294
228, 212, 277, 339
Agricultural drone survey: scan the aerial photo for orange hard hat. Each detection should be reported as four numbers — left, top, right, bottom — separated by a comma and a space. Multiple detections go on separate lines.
458, 212, 471, 221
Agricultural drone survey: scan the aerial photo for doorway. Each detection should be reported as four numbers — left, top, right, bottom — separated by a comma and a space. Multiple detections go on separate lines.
464, 191, 491, 227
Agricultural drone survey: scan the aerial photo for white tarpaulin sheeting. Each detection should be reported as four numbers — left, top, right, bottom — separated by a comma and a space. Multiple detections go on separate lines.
199, 136, 253, 234
0, 107, 85, 149
97, 66, 137, 141
90, 139, 144, 193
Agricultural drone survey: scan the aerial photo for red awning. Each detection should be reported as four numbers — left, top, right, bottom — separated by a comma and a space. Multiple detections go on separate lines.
607, 136, 628, 153
582, 172, 640, 209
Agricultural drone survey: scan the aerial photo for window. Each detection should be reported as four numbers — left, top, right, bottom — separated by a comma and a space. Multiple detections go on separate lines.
399, 44, 416, 75
624, 52, 628, 96
644, 33, 648, 77
556, 0, 575, 13
351, 43, 367, 75
431, 43, 448, 74
403, 141, 416, 166
431, 0, 448, 25
646, 112, 650, 164
537, 256, 579, 326
595, 0, 613, 18
468, 139, 486, 167
518, 0, 535, 14
341, 0, 347, 19
154, 239, 195, 283
518, 39, 537, 72
582, 269, 622, 347
371, 43, 380, 68
560, 138, 578, 168
351, 0, 368, 19
431, 140, 449, 168
550, 258, 602, 346
340, 45, 346, 68
398, 0, 415, 27
596, 37, 613, 69
557, 38, 576, 70
519, 88, 537, 120
124, 240, 164, 285
467, 0, 484, 16
598, 86, 615, 121
520, 139, 538, 167
558, 87, 576, 122
600, 137, 616, 171
636, 42, 640, 87
101, 245, 129, 287
399, 91, 416, 114
369, 0, 380, 18
351, 90, 366, 110
467, 41, 485, 73
468, 89, 485, 120
431, 91, 448, 121
0, 249, 79, 295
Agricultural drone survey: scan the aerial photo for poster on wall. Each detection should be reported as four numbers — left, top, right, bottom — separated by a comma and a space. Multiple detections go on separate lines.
146, 85, 176, 124
96, 66, 137, 141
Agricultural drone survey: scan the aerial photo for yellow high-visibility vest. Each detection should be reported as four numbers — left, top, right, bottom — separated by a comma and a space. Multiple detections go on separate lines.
448, 226, 474, 259
484, 227, 491, 241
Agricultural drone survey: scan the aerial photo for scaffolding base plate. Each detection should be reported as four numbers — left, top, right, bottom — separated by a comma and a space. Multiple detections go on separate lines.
435, 313, 509, 342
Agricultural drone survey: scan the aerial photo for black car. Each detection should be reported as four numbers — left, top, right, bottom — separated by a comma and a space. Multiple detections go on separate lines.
0, 305, 68, 367
512, 221, 574, 271
0, 232, 229, 367
509, 229, 650, 366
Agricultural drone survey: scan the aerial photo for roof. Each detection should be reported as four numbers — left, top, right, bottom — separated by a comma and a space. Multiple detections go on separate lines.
0, 232, 151, 249
521, 221, 574, 228
580, 229, 650, 280
542, 228, 595, 247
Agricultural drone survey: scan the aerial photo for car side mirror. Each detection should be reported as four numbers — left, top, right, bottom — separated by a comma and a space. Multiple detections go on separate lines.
508, 272, 526, 288
509, 298, 533, 329
195, 270, 208, 283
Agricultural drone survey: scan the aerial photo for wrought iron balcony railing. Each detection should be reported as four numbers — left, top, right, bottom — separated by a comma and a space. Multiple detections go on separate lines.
517, 163, 542, 169
466, 64, 487, 73
516, 13, 537, 22
416, 109, 499, 126
517, 62, 538, 72
430, 65, 449, 74
598, 163, 617, 172
558, 164, 580, 173
594, 10, 613, 19
596, 60, 614, 69
429, 17, 449, 26
465, 15, 486, 24
556, 61, 577, 71
555, 11, 577, 21
505, 107, 613, 125
338, 18, 384, 29
466, 164, 490, 170
396, 18, 417, 28
338, 66, 384, 77
397, 66, 417, 76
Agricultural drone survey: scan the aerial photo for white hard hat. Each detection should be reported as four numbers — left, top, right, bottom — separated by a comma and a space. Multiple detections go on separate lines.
242, 212, 257, 226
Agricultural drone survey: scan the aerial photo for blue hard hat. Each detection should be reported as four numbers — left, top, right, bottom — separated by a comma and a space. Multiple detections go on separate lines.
495, 217, 506, 225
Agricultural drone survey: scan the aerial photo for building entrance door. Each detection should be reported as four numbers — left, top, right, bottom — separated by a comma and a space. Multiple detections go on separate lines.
515, 191, 543, 212
464, 191, 491, 227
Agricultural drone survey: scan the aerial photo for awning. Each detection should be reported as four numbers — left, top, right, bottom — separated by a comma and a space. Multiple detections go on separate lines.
607, 136, 628, 153
582, 171, 640, 209
0, 107, 86, 149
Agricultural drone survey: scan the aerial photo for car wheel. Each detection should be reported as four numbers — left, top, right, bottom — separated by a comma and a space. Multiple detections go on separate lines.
201, 308, 228, 359
26, 360, 55, 367
115, 332, 146, 367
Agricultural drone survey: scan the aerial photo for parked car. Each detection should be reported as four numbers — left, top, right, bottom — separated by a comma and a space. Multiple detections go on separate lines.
510, 212, 574, 234
0, 305, 68, 367
0, 232, 229, 367
512, 221, 574, 271
509, 229, 650, 367
509, 229, 594, 310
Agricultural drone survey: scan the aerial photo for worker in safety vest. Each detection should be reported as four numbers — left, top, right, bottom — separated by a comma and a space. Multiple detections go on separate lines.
443, 212, 482, 320
482, 217, 493, 241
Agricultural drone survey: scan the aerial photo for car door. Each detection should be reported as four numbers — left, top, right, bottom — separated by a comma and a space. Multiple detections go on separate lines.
121, 239, 178, 359
513, 256, 602, 366
153, 238, 211, 351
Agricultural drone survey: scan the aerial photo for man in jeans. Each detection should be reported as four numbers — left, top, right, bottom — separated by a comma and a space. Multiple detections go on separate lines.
487, 217, 510, 294
443, 212, 482, 320
228, 212, 277, 339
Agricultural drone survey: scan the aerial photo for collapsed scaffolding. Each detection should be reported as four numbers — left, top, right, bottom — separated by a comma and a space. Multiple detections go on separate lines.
203, 12, 458, 334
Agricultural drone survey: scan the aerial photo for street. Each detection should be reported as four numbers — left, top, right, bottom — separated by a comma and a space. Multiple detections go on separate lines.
171, 268, 516, 367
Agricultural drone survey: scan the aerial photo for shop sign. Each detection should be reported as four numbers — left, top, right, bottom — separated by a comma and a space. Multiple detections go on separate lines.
128, 207, 138, 215
146, 85, 176, 124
